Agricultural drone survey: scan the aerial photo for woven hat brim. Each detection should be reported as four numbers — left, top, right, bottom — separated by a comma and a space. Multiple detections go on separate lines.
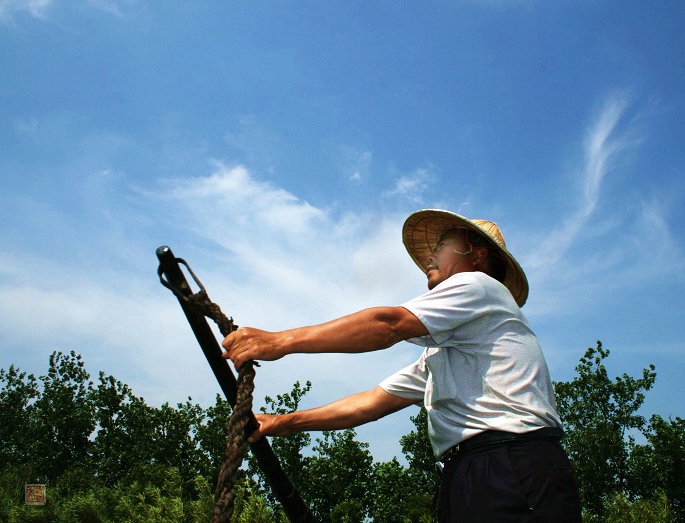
402, 209, 529, 307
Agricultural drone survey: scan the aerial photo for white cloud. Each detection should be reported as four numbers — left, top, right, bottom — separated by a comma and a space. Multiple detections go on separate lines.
625, 195, 685, 278
86, 0, 131, 18
151, 163, 421, 324
337, 145, 372, 182
0, 0, 51, 20
526, 92, 641, 275
0, 0, 134, 22
161, 163, 325, 241
520, 92, 685, 320
381, 167, 434, 203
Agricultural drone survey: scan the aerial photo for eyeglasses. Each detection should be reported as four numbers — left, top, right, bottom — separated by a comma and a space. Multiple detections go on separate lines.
434, 225, 506, 261
431, 236, 473, 256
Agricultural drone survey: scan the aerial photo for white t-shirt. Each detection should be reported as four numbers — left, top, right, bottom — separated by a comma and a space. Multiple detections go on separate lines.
379, 271, 561, 459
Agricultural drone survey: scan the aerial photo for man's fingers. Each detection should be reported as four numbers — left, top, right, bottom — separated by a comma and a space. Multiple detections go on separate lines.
220, 327, 279, 366
247, 429, 263, 444
247, 424, 261, 443
221, 328, 247, 363
221, 331, 234, 351
247, 415, 268, 443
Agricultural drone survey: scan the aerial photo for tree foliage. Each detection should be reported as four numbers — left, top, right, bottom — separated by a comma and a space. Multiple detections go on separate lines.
1, 343, 683, 522
0, 365, 40, 468
553, 340, 683, 522
33, 351, 96, 483
307, 428, 374, 522
89, 373, 157, 485
400, 407, 437, 497
627, 414, 685, 522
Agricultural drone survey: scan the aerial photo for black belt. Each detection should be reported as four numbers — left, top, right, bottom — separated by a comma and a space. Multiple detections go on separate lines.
439, 427, 564, 463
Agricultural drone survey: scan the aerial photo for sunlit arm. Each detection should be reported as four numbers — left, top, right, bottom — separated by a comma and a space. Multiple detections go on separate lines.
223, 306, 428, 368
247, 386, 418, 443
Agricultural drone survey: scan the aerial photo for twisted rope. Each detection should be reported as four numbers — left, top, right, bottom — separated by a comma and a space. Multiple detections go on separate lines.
186, 290, 255, 523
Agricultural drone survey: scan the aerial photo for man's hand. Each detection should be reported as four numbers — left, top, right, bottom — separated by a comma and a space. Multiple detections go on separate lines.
247, 413, 290, 443
222, 327, 287, 368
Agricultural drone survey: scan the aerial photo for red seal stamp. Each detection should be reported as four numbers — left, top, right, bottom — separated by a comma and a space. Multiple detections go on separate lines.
25, 484, 46, 505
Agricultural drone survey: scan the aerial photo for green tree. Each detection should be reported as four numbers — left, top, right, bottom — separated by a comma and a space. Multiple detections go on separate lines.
394, 407, 438, 522
0, 464, 39, 522
247, 381, 437, 522
400, 407, 437, 501
9, 345, 683, 522
183, 475, 215, 523
57, 489, 107, 523
108, 464, 186, 523
33, 351, 96, 482
627, 414, 685, 522
231, 479, 286, 523
90, 372, 211, 499
306, 428, 374, 522
0, 365, 40, 469
554, 341, 657, 518
261, 381, 313, 492
586, 490, 671, 523
370, 457, 413, 523
89, 372, 159, 485
149, 399, 205, 498
196, 393, 234, 486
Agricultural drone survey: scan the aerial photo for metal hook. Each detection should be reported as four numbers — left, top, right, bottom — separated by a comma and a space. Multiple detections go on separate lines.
158, 257, 207, 301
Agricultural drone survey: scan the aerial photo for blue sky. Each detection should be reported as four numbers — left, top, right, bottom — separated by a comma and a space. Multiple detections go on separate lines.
1, 1, 684, 463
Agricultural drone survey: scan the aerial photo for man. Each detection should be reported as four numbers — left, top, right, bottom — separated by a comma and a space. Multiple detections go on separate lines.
223, 209, 582, 522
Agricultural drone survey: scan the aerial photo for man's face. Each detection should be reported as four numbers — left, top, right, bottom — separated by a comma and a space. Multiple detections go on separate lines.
425, 229, 474, 290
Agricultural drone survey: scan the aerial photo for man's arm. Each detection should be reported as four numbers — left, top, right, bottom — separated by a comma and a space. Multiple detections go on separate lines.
223, 306, 428, 368
247, 386, 418, 443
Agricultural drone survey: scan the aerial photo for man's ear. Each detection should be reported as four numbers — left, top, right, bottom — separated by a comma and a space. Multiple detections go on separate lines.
473, 247, 488, 266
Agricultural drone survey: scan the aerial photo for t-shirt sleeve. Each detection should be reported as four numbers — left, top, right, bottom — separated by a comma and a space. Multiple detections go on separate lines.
378, 350, 428, 403
401, 273, 489, 346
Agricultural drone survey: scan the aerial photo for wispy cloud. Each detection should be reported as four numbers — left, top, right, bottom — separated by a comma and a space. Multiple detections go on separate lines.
152, 163, 418, 313
86, 0, 129, 18
223, 116, 288, 175
0, 0, 130, 21
336, 145, 372, 182
381, 167, 434, 203
628, 194, 685, 277
156, 163, 328, 259
520, 92, 685, 320
527, 92, 641, 273
0, 0, 51, 20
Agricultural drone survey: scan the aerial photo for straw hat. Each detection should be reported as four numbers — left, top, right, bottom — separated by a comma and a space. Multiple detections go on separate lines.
402, 209, 529, 306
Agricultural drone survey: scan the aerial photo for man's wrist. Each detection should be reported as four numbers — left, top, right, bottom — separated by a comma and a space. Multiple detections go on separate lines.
275, 330, 297, 357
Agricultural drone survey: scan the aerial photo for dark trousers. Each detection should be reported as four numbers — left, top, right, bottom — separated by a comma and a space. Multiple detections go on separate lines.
437, 439, 582, 522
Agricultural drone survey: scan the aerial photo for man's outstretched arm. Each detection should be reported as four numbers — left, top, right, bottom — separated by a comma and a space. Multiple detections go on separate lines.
223, 306, 428, 368
247, 386, 419, 443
